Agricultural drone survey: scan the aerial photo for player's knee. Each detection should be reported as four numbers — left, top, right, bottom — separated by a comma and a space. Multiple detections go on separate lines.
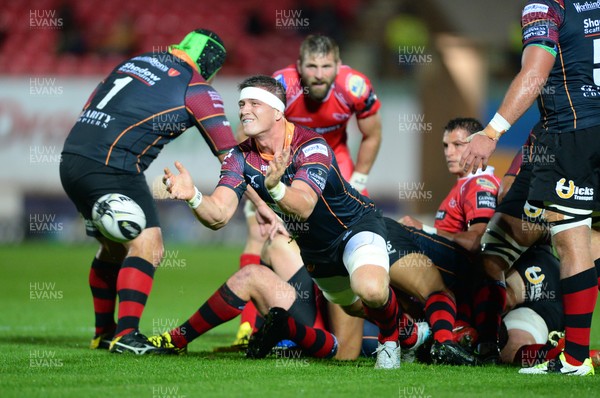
352, 275, 389, 307
481, 223, 528, 270
128, 227, 164, 266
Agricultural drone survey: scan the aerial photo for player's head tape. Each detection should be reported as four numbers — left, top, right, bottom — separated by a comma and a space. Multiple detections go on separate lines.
174, 29, 226, 80
239, 87, 285, 112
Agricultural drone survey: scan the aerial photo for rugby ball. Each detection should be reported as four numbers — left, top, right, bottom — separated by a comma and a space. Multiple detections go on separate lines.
92, 193, 146, 243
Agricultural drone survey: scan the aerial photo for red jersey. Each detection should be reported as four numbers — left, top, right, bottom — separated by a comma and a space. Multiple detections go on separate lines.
434, 168, 500, 234
272, 65, 380, 179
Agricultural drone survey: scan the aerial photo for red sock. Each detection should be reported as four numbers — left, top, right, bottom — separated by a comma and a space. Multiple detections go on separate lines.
425, 291, 456, 343
363, 287, 400, 343
239, 254, 261, 330
398, 313, 418, 348
89, 258, 120, 336
561, 268, 598, 365
473, 279, 506, 344
170, 283, 246, 348
114, 257, 155, 337
514, 343, 562, 366
285, 316, 337, 358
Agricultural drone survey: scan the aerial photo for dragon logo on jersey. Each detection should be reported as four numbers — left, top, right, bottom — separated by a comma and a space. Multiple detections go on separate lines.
347, 75, 366, 98
555, 178, 594, 201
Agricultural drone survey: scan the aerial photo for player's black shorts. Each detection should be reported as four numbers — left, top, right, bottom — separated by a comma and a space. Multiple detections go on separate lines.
383, 217, 474, 291
510, 245, 563, 332
60, 153, 160, 237
300, 210, 388, 278
529, 126, 600, 212
496, 162, 547, 223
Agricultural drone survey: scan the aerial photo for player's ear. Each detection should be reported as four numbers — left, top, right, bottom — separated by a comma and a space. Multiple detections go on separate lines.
335, 59, 341, 74
296, 58, 302, 73
274, 109, 284, 121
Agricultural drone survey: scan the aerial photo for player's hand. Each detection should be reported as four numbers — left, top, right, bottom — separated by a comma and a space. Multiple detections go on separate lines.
398, 215, 423, 229
163, 161, 196, 201
265, 147, 291, 190
459, 133, 497, 174
255, 203, 290, 240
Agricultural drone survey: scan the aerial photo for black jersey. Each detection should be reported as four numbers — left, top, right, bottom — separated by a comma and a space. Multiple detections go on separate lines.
62, 51, 237, 173
522, 0, 600, 132
218, 121, 377, 252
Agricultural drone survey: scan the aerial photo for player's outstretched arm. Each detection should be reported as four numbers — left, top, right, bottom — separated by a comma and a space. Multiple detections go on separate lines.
164, 161, 239, 230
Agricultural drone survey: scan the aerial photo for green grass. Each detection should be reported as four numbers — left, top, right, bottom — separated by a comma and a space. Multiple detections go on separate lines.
1, 243, 599, 398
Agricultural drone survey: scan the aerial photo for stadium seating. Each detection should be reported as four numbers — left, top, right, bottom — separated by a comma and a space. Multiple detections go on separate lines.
0, 0, 316, 76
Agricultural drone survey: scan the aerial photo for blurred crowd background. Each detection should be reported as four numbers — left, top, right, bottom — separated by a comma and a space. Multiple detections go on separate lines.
0, 0, 540, 244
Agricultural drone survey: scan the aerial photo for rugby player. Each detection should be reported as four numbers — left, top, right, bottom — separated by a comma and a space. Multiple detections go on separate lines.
235, 34, 382, 345
462, 0, 600, 375
59, 29, 276, 354
162, 75, 402, 369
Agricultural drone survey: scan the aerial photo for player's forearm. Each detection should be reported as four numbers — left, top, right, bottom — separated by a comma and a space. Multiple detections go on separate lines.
354, 133, 381, 174
355, 115, 382, 174
244, 186, 267, 209
269, 185, 316, 221
192, 195, 235, 230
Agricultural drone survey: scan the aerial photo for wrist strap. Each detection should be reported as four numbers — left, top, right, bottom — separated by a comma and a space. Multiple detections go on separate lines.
187, 186, 203, 209
268, 181, 286, 201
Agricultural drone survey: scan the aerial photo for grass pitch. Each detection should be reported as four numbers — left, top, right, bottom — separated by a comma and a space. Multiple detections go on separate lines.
1, 243, 599, 398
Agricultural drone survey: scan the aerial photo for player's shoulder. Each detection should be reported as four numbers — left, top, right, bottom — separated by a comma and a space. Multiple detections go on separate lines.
463, 171, 500, 193
335, 65, 373, 93
272, 65, 299, 87
292, 124, 330, 153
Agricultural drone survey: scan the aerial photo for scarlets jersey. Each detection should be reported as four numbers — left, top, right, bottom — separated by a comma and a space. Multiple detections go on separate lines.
522, 0, 600, 132
62, 52, 237, 173
272, 65, 380, 153
434, 168, 500, 233
218, 121, 377, 252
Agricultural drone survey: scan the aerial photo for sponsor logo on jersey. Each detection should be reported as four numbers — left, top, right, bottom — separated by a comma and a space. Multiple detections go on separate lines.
476, 191, 496, 209
555, 178, 594, 201
523, 201, 544, 218
476, 177, 497, 191
435, 210, 446, 220
131, 56, 169, 72
118, 63, 161, 86
77, 109, 115, 129
386, 240, 397, 255
525, 265, 545, 301
312, 124, 343, 135
288, 116, 313, 123
522, 3, 549, 16
523, 24, 549, 41
246, 174, 261, 189
306, 168, 327, 190
347, 75, 367, 98
584, 18, 600, 34
302, 143, 329, 157
332, 113, 350, 121
574, 0, 600, 13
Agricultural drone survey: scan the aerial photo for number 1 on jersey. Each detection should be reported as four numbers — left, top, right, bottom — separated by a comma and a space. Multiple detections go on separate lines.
97, 77, 133, 110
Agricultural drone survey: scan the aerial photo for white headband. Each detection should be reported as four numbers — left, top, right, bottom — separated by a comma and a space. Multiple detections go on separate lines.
239, 87, 285, 112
